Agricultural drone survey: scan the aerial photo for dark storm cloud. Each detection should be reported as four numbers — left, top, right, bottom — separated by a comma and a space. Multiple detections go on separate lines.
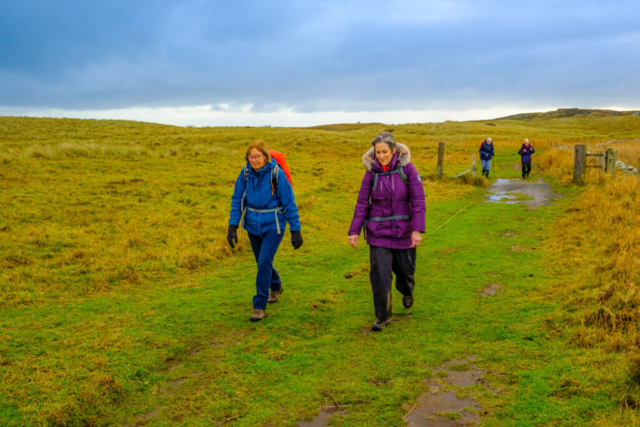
1, 0, 639, 111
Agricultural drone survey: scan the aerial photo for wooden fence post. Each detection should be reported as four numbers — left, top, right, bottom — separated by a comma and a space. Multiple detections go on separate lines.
627, 156, 631, 175
606, 149, 615, 175
612, 151, 618, 177
602, 148, 607, 171
573, 144, 586, 183
472, 154, 477, 178
437, 142, 445, 179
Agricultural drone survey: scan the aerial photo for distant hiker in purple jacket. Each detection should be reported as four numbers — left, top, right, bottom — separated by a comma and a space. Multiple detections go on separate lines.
348, 132, 426, 331
518, 139, 536, 179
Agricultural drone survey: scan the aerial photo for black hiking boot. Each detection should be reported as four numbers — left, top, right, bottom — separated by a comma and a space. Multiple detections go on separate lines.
250, 309, 265, 322
268, 286, 283, 303
372, 318, 391, 331
402, 295, 414, 309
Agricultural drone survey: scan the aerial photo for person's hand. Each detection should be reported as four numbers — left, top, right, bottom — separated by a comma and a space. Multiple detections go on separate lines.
410, 231, 422, 248
349, 234, 359, 249
227, 225, 238, 248
291, 231, 303, 249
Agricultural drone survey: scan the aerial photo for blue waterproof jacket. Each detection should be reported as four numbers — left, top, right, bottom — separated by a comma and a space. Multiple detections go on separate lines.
479, 140, 495, 161
229, 158, 301, 236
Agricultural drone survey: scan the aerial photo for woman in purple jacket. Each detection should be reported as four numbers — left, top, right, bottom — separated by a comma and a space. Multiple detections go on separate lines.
348, 132, 427, 331
518, 138, 535, 179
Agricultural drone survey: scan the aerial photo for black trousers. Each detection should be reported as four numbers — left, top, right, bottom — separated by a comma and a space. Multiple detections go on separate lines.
369, 245, 416, 321
522, 162, 531, 177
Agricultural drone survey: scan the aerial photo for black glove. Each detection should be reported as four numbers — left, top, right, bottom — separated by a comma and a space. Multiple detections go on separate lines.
227, 225, 238, 249
291, 231, 303, 250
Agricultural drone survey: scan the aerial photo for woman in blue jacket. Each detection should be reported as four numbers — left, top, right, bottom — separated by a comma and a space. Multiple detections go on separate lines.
479, 137, 495, 178
228, 140, 303, 322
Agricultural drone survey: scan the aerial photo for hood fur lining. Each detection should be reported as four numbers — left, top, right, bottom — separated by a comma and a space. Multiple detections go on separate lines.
362, 143, 411, 171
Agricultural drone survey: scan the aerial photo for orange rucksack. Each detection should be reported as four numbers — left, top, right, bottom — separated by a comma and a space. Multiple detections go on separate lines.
268, 150, 293, 187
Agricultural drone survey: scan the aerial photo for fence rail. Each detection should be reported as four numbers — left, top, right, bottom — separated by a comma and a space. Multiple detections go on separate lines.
554, 142, 640, 183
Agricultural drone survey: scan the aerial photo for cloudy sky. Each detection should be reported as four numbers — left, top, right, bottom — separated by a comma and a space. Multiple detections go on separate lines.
1, 0, 639, 126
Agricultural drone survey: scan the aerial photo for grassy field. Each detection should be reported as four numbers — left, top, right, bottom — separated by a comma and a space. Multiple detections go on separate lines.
1, 114, 640, 425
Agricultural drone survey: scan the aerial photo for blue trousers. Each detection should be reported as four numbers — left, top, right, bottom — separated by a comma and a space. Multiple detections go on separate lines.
247, 229, 284, 309
481, 158, 492, 170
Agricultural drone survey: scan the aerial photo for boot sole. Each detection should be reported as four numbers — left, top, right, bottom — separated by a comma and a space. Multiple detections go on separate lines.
250, 316, 264, 322
403, 296, 414, 309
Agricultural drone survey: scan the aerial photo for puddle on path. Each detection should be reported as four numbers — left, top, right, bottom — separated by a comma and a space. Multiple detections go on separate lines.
486, 178, 557, 206
404, 356, 493, 427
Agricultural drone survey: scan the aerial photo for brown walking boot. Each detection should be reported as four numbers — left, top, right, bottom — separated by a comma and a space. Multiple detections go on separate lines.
372, 318, 391, 331
267, 286, 283, 303
250, 309, 265, 322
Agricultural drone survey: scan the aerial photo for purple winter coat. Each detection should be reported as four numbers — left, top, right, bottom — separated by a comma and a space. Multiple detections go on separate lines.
518, 144, 535, 163
348, 143, 427, 249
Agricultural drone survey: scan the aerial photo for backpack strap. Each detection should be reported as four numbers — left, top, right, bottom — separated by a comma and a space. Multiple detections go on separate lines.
270, 164, 280, 195
372, 170, 396, 191
372, 168, 408, 191
241, 165, 249, 212
398, 166, 408, 184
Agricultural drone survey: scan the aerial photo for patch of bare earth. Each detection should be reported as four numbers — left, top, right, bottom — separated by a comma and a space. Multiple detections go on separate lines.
298, 406, 346, 427
168, 377, 186, 388
478, 284, 502, 298
403, 357, 498, 426
511, 245, 533, 252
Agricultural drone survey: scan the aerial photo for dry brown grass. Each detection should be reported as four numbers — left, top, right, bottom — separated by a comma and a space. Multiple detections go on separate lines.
540, 153, 640, 388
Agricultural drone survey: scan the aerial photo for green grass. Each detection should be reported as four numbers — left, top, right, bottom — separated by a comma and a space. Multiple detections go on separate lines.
2, 115, 640, 425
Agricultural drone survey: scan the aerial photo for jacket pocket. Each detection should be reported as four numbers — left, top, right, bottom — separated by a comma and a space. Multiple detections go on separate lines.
396, 218, 413, 239
367, 219, 391, 238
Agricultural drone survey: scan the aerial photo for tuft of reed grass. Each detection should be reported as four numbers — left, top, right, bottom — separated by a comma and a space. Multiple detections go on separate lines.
541, 157, 640, 390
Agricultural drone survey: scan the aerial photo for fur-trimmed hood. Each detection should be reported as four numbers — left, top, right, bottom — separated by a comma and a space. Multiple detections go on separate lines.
362, 143, 411, 171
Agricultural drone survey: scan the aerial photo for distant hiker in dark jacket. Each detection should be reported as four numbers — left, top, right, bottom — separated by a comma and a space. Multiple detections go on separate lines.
518, 139, 536, 179
479, 137, 495, 178
228, 140, 302, 322
348, 132, 426, 331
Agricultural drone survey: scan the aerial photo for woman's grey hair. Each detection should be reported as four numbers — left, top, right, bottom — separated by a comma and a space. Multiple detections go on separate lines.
371, 131, 396, 150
